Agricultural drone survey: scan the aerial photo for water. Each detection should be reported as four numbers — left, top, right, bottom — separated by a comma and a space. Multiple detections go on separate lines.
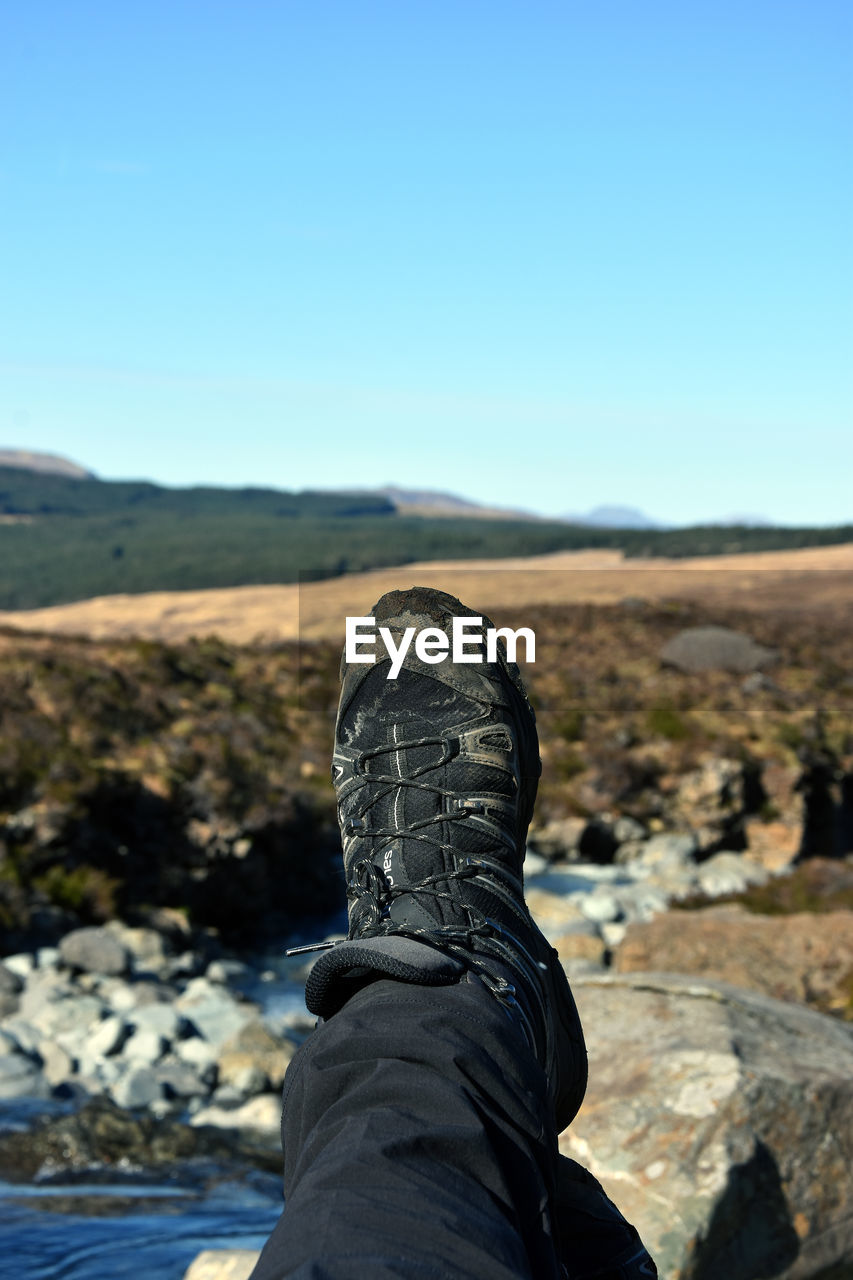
0, 1177, 281, 1279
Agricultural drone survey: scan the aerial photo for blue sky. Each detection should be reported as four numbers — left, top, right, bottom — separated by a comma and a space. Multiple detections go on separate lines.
2, 1, 850, 525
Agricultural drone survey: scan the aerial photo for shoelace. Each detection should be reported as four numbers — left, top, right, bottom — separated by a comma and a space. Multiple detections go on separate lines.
288, 729, 546, 1056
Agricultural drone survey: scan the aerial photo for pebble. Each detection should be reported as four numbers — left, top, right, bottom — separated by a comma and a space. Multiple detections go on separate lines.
0, 822, 796, 1120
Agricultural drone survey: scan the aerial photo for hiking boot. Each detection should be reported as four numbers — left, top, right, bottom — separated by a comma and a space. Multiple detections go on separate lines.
300, 586, 588, 1131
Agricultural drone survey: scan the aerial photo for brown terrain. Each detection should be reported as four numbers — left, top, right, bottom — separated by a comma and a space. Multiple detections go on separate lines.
0, 542, 851, 645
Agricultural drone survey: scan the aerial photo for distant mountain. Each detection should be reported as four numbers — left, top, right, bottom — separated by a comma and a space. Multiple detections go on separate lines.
563, 505, 661, 530
0, 449, 94, 479
375, 486, 539, 520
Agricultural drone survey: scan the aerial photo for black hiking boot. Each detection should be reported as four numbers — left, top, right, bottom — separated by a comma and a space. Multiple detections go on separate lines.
301, 586, 588, 1132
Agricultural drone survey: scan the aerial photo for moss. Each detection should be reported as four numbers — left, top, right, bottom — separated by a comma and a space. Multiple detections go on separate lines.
646, 701, 691, 741
554, 708, 585, 742
33, 865, 119, 921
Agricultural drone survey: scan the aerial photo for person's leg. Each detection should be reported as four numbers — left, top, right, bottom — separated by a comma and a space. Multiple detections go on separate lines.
251, 975, 563, 1280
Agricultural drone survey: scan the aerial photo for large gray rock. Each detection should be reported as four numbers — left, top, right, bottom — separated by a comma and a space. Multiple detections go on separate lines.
59, 927, 129, 977
563, 972, 853, 1280
661, 626, 779, 674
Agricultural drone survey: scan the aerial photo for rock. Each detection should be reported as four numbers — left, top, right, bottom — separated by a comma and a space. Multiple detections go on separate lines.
615, 883, 674, 923
175, 1036, 218, 1075
696, 850, 770, 898
554, 932, 607, 971
613, 816, 646, 845
599, 921, 627, 949
661, 625, 779, 674
206, 959, 252, 985
87, 1013, 129, 1058
744, 818, 801, 872
0, 962, 22, 1016
229, 1064, 269, 1096
110, 1065, 164, 1109
528, 817, 587, 860
36, 946, 61, 969
59, 927, 129, 977
1, 953, 34, 980
579, 890, 622, 925
183, 1250, 260, 1280
217, 1019, 297, 1092
175, 978, 257, 1048
563, 972, 853, 1280
0, 1050, 48, 1099
190, 1092, 281, 1135
614, 906, 853, 1016
156, 1059, 211, 1099
523, 851, 549, 877
527, 887, 589, 942
105, 922, 172, 974
129, 1003, 183, 1041
633, 832, 698, 868
39, 1040, 75, 1086
25, 986, 105, 1046
123, 1028, 167, 1065
0, 1016, 40, 1053
0, 964, 23, 997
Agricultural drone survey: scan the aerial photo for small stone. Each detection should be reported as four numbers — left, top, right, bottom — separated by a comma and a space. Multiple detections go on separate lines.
0, 964, 23, 996
123, 1028, 167, 1065
59, 928, 129, 977
0, 1016, 40, 1053
1, 954, 34, 980
613, 816, 647, 845
130, 1004, 182, 1041
36, 947, 61, 970
697, 851, 770, 899
600, 921, 628, 949
523, 851, 549, 877
175, 1036, 218, 1073
0, 1051, 48, 1099
638, 833, 698, 867
88, 1014, 129, 1058
206, 959, 251, 986
190, 1092, 281, 1134
176, 980, 257, 1048
39, 1040, 75, 1087
579, 892, 622, 925
156, 1059, 211, 1099
110, 1065, 163, 1108
230, 1064, 269, 1096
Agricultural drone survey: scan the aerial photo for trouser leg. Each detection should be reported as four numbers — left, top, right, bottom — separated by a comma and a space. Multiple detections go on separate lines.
250, 974, 563, 1280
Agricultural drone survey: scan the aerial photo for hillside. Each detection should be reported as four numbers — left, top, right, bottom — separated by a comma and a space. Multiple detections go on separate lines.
0, 466, 851, 611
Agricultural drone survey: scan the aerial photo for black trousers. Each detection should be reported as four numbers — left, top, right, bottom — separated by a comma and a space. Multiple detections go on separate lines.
251, 974, 565, 1279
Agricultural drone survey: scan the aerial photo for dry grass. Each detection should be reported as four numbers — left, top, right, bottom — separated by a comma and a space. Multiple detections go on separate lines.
0, 543, 850, 646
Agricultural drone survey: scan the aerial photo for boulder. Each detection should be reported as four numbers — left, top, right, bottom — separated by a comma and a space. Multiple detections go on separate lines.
59, 927, 129, 976
563, 973, 853, 1279
661, 626, 779, 674
613, 906, 853, 1016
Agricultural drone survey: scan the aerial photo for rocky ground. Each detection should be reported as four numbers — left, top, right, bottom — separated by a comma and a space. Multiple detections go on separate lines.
1, 600, 852, 1278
